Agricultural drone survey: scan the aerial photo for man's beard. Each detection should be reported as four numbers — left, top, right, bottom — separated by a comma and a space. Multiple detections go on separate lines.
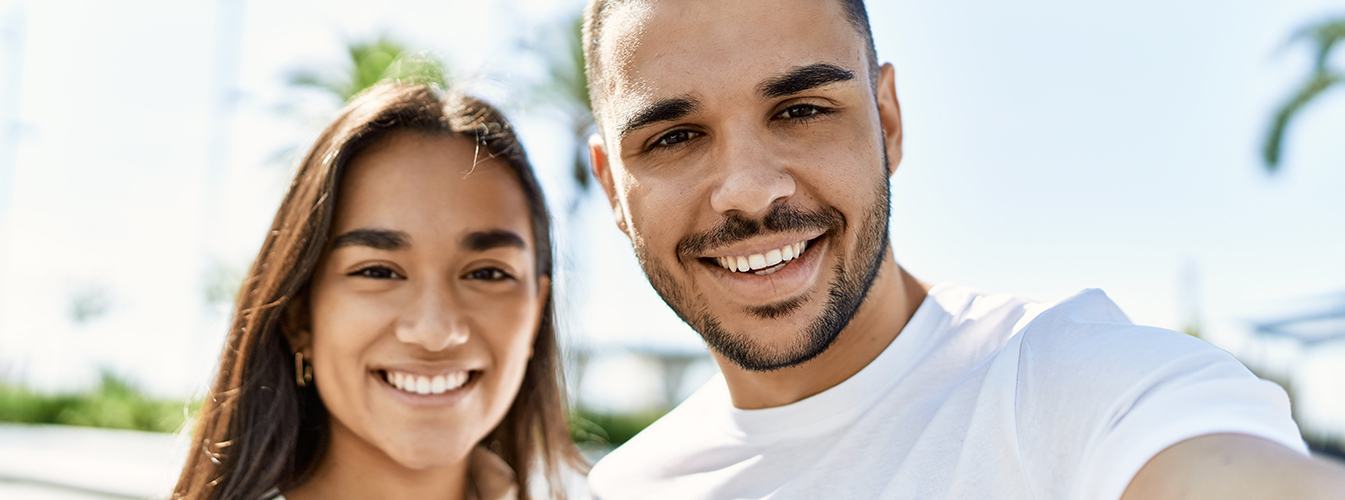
632, 155, 891, 372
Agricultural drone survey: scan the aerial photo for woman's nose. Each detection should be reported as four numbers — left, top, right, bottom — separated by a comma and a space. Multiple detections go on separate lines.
394, 286, 469, 351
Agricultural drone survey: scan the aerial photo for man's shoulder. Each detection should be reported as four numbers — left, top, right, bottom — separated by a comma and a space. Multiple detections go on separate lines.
1011, 288, 1230, 375
1001, 287, 1276, 444
937, 286, 1249, 411
995, 289, 1302, 500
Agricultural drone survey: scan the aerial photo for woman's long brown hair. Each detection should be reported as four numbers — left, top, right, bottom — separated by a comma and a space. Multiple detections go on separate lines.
174, 83, 585, 500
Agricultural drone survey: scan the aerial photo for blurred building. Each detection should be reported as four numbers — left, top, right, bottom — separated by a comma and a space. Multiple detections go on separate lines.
1245, 291, 1345, 457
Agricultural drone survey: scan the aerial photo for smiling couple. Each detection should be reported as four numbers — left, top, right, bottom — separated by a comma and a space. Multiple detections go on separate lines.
171, 1, 1343, 500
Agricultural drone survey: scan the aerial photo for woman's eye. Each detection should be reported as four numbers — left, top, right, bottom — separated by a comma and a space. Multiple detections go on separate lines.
464, 268, 514, 281
650, 129, 701, 150
349, 266, 403, 280
775, 104, 829, 121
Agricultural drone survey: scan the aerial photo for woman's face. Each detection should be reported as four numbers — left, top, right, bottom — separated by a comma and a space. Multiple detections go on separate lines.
304, 131, 546, 470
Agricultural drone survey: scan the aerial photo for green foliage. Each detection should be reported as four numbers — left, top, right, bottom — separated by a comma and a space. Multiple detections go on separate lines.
1263, 16, 1345, 171
289, 36, 449, 103
0, 371, 196, 433
569, 407, 665, 447
524, 13, 597, 200
531, 14, 590, 118
0, 371, 661, 448
203, 258, 246, 309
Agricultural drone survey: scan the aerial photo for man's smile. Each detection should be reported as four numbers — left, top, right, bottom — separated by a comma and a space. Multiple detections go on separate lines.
695, 233, 829, 305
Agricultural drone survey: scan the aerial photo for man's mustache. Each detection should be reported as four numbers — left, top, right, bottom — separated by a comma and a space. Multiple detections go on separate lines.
676, 204, 844, 258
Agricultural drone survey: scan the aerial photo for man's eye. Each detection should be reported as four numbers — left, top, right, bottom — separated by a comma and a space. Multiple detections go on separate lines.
349, 266, 403, 280
775, 104, 830, 121
650, 129, 701, 150
464, 268, 514, 281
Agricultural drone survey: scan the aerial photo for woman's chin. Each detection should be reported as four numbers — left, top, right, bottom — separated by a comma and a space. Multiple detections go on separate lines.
384, 439, 474, 471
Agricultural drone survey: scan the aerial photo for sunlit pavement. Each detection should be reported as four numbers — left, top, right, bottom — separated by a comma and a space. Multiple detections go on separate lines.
0, 423, 1336, 499
0, 424, 184, 499
0, 423, 597, 499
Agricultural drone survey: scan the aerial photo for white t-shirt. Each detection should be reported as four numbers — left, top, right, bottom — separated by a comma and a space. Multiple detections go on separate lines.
588, 285, 1306, 500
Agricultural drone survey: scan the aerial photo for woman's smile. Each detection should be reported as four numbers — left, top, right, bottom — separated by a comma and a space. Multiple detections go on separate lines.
372, 367, 484, 407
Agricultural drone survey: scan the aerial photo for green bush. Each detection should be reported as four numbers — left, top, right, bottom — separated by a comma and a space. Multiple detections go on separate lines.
570, 408, 666, 447
0, 371, 195, 433
1, 371, 663, 447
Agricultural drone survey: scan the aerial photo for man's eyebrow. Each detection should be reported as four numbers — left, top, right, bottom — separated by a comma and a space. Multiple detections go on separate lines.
617, 96, 701, 139
330, 228, 410, 251
758, 63, 856, 99
462, 229, 528, 252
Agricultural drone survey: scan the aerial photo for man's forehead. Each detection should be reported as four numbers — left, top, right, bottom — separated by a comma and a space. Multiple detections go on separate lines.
597, 0, 864, 117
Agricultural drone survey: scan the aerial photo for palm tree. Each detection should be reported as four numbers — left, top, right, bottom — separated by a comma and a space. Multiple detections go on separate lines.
1262, 17, 1345, 172
289, 36, 449, 103
525, 13, 595, 210
203, 37, 450, 309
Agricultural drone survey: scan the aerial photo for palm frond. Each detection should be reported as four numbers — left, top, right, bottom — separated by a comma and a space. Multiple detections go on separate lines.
1262, 15, 1345, 172
1288, 18, 1345, 73
290, 36, 449, 103
523, 13, 597, 199
1263, 71, 1342, 170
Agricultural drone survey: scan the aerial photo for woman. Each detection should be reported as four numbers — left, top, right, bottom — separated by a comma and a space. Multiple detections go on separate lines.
174, 83, 585, 499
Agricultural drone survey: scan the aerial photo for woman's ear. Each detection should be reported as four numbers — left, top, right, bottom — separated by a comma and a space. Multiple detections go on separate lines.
532, 275, 552, 359
282, 298, 313, 354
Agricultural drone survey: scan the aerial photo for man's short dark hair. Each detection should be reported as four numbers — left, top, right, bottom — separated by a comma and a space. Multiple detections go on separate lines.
581, 0, 880, 118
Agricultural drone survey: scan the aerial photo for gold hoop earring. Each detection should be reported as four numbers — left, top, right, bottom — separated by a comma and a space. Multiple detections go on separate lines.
294, 351, 313, 387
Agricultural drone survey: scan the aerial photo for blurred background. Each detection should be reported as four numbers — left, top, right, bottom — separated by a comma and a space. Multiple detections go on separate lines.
1, 0, 1343, 497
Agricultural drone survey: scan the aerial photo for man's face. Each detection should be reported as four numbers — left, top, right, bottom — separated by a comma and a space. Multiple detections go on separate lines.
591, 0, 903, 371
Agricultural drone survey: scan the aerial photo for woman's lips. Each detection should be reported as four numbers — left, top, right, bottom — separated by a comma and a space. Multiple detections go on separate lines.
372, 368, 481, 407
381, 369, 471, 395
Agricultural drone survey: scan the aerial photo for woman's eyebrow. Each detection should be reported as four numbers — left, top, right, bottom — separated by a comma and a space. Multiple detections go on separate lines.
330, 228, 411, 250
462, 229, 527, 252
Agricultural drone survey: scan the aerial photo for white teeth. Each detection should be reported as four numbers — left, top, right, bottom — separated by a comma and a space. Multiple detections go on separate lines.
747, 254, 766, 269
446, 372, 467, 390
384, 370, 471, 396
714, 240, 812, 273
764, 249, 782, 267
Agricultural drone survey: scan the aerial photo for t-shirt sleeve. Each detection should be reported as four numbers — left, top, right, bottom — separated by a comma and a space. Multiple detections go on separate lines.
1013, 296, 1306, 500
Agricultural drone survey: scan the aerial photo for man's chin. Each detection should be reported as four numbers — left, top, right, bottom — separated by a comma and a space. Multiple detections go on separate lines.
744, 294, 811, 320
696, 308, 839, 372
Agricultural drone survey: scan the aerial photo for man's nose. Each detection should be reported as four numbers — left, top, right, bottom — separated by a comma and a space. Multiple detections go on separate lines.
709, 132, 797, 220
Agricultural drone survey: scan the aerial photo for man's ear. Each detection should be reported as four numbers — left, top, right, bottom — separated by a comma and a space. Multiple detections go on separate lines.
876, 62, 904, 177
589, 133, 630, 235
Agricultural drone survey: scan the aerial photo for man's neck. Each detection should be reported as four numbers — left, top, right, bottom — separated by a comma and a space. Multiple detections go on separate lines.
717, 253, 927, 409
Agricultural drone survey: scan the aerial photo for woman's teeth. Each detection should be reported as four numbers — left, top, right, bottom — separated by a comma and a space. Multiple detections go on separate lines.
715, 240, 808, 273
383, 370, 470, 395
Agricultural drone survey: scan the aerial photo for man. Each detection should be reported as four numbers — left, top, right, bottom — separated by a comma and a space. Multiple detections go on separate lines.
579, 1, 1345, 498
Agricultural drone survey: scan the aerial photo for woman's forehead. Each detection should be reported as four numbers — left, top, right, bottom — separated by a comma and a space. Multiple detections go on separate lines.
333, 132, 535, 246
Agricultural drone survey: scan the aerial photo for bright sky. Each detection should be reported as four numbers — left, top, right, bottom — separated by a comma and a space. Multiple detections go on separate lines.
0, 0, 1342, 429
